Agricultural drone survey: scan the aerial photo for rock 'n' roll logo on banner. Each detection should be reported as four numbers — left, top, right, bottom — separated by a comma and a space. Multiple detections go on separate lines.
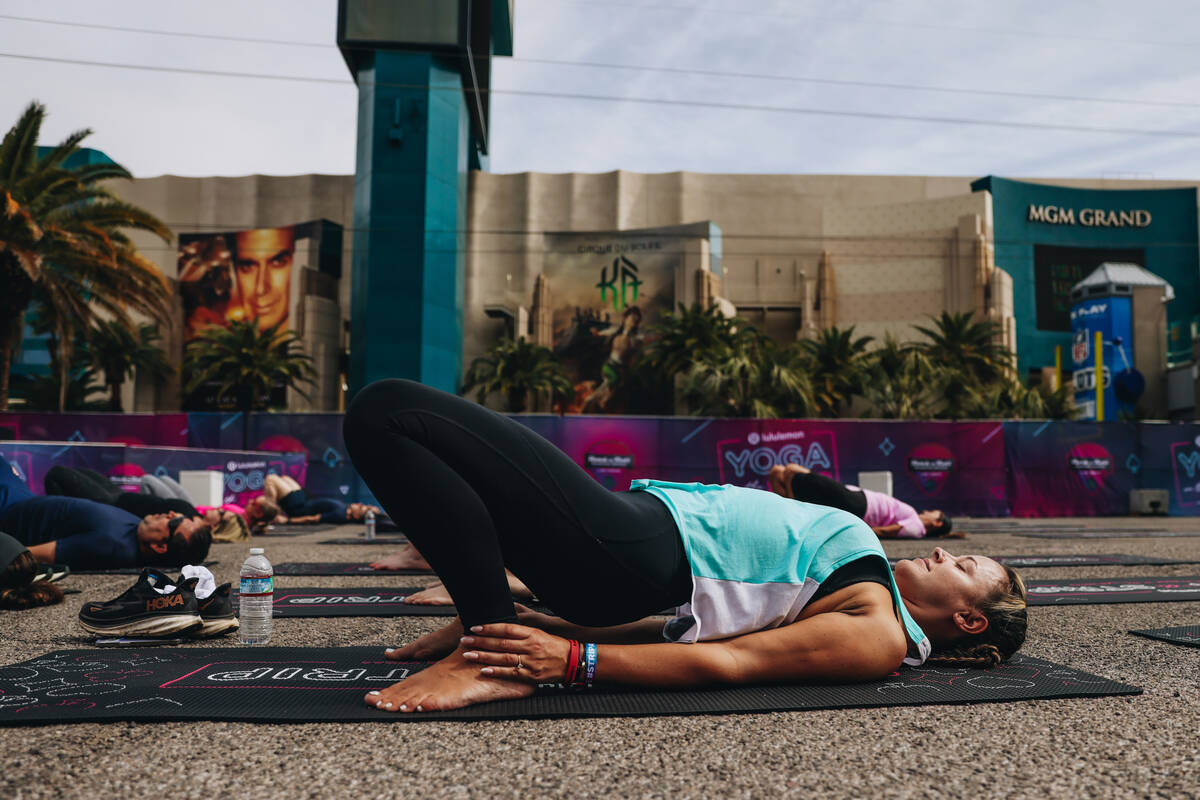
718, 428, 839, 487
583, 439, 636, 490
1066, 442, 1114, 492
907, 443, 955, 496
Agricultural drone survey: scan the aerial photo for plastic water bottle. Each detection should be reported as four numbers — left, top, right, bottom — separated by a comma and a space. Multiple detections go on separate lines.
364, 509, 376, 541
238, 547, 273, 645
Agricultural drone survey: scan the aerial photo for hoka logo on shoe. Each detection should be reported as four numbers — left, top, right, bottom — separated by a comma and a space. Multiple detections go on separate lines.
145, 594, 184, 611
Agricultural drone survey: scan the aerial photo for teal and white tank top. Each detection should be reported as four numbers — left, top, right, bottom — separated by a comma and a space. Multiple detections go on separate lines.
630, 479, 930, 666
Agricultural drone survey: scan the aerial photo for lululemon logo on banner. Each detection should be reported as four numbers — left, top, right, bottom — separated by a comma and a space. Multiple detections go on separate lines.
720, 429, 838, 484
907, 443, 954, 496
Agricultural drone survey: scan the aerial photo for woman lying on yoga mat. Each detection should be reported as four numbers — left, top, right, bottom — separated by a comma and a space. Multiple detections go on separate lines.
262, 473, 380, 525
767, 463, 958, 539
344, 380, 1027, 713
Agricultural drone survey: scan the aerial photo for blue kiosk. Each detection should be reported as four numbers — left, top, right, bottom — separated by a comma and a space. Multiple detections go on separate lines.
337, 1, 514, 395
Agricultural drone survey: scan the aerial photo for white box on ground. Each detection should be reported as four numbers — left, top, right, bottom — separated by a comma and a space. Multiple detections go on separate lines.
857, 470, 893, 495
179, 470, 224, 507
1129, 489, 1168, 516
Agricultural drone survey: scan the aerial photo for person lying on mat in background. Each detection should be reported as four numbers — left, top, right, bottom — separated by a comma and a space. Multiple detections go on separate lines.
343, 379, 1027, 714
0, 532, 65, 610
2, 462, 213, 570
767, 463, 960, 539
45, 466, 250, 542
138, 472, 279, 533
262, 473, 380, 525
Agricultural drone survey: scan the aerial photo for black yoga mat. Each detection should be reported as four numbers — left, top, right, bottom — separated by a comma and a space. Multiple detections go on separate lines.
1129, 626, 1200, 649
888, 554, 1195, 569
234, 587, 456, 617
1026, 575, 1200, 605
68, 560, 219, 576
274, 562, 432, 576
0, 648, 1139, 725
263, 524, 341, 535
318, 536, 409, 546
1019, 530, 1192, 539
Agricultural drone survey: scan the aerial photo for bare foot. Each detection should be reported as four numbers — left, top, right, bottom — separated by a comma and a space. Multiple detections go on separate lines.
407, 572, 530, 603
386, 618, 464, 661
506, 572, 534, 600
403, 583, 453, 605
364, 642, 534, 713
370, 543, 431, 571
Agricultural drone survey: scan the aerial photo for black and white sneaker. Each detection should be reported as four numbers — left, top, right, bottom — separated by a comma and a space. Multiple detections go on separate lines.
78, 568, 202, 637
192, 582, 239, 638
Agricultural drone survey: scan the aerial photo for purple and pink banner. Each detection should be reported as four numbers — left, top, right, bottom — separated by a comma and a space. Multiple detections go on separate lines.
517, 417, 1007, 517
0, 441, 305, 508
6, 411, 1200, 516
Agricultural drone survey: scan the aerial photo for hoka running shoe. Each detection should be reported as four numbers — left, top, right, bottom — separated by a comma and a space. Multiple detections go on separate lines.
78, 568, 201, 637
191, 581, 239, 638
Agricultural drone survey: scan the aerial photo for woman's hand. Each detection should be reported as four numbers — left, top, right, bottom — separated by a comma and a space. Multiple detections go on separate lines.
460, 623, 571, 683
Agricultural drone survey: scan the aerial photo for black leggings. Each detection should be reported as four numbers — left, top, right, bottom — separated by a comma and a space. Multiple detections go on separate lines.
343, 380, 692, 629
789, 472, 868, 519
45, 466, 199, 518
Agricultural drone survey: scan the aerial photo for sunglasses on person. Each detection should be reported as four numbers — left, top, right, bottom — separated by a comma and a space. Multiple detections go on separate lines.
168, 516, 185, 535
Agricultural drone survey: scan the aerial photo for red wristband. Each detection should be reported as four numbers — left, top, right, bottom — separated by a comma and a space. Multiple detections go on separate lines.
564, 639, 580, 685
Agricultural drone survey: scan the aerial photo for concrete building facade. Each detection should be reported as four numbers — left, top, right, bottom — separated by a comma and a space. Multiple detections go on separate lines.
16, 168, 1200, 418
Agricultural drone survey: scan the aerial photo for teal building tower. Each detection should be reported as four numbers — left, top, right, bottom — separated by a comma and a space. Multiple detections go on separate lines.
337, 1, 514, 395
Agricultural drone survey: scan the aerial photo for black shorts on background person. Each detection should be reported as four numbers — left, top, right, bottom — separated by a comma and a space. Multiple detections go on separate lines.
45, 466, 200, 518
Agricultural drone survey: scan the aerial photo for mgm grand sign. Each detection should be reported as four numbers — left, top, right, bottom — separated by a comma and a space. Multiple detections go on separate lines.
1028, 204, 1152, 228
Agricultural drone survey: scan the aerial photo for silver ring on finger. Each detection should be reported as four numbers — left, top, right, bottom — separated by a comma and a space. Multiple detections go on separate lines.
516, 655, 525, 670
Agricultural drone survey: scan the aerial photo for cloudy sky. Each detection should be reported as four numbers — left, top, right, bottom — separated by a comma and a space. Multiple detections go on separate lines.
0, 0, 1198, 179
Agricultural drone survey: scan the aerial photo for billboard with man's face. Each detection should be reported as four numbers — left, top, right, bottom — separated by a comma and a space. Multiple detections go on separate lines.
178, 224, 297, 342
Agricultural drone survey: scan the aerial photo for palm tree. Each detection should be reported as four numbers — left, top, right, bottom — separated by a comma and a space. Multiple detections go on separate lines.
0, 102, 172, 410
679, 328, 813, 418
11, 366, 108, 411
84, 320, 174, 412
798, 326, 874, 417
861, 333, 940, 419
462, 337, 571, 412
959, 379, 1079, 421
913, 311, 1013, 386
184, 320, 316, 448
639, 303, 742, 378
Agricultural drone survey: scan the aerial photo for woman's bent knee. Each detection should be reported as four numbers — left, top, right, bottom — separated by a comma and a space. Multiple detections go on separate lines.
343, 379, 433, 450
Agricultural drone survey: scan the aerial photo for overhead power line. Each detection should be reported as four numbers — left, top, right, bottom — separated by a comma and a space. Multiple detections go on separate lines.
1, 12, 1197, 111
4, 4, 1198, 50
549, 0, 1200, 50
0, 13, 332, 48
1, 51, 1197, 140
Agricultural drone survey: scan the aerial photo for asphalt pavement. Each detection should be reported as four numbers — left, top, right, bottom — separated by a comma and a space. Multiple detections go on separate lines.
3, 517, 1199, 799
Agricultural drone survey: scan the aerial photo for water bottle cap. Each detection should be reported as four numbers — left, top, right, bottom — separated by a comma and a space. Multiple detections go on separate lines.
249, 547, 265, 555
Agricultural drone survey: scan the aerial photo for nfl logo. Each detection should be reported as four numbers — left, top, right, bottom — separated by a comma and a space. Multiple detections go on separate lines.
1072, 329, 1089, 364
